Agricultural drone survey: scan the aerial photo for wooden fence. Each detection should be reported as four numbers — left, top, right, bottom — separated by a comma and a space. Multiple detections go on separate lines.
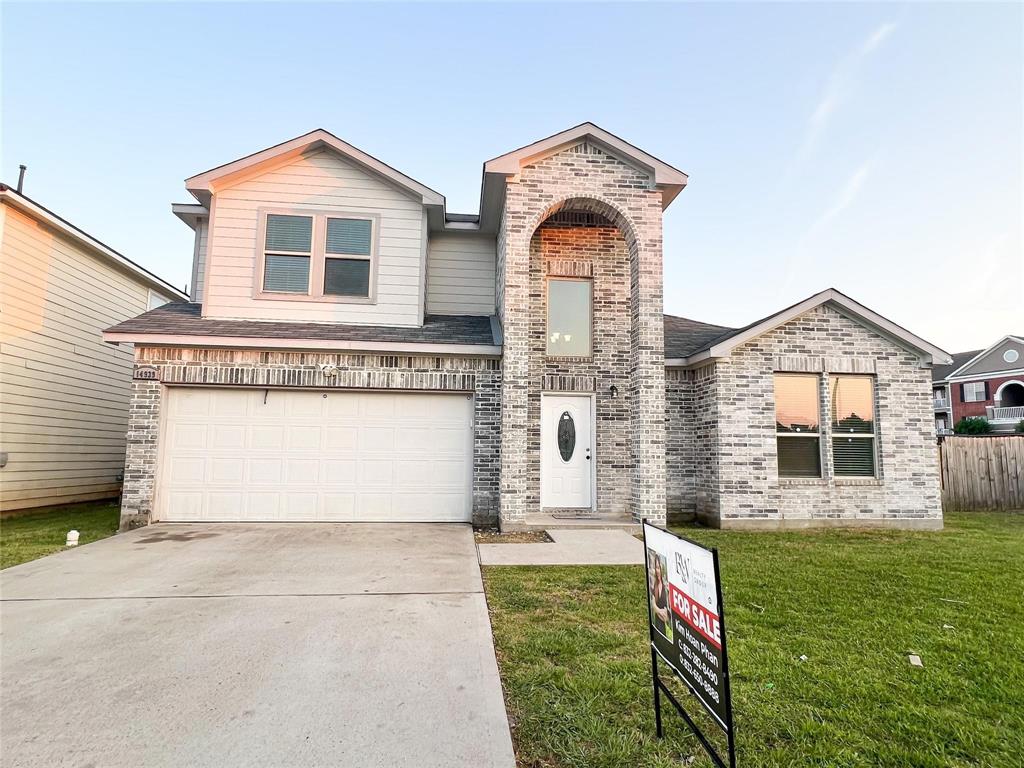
939, 435, 1024, 511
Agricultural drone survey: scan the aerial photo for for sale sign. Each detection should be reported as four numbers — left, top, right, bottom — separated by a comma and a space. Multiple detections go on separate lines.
643, 522, 733, 735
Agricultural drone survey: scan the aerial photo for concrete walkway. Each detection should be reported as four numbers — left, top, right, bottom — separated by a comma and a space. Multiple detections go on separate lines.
1, 524, 516, 768
478, 528, 644, 566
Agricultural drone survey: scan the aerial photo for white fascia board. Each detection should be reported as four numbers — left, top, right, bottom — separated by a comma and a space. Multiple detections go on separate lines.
483, 122, 688, 192
945, 336, 1021, 379
1, 188, 188, 300
703, 289, 953, 366
102, 331, 501, 357
947, 366, 1024, 382
184, 129, 445, 208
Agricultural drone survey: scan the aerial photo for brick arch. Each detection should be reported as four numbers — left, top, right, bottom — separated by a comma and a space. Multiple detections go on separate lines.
519, 195, 641, 256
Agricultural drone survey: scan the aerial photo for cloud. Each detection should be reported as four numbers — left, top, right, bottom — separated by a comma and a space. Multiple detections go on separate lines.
799, 22, 898, 157
804, 163, 870, 240
861, 22, 897, 55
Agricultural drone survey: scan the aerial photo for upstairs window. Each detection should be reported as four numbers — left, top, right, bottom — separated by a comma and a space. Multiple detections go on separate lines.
547, 278, 592, 357
830, 375, 876, 477
324, 217, 372, 297
259, 210, 376, 300
263, 214, 312, 294
962, 382, 987, 402
774, 374, 821, 478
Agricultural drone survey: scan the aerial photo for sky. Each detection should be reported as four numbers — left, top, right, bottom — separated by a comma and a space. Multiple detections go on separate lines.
2, 1, 1021, 353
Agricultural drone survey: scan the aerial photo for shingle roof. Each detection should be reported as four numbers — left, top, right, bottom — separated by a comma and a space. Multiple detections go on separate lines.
663, 314, 737, 358
932, 349, 984, 382
105, 303, 497, 346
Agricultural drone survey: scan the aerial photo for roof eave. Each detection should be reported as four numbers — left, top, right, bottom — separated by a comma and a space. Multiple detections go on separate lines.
101, 330, 501, 357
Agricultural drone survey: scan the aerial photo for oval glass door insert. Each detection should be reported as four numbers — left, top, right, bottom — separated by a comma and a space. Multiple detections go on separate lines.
557, 411, 576, 462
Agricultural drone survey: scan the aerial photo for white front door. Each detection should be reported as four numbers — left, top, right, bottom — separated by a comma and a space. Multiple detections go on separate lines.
540, 394, 593, 509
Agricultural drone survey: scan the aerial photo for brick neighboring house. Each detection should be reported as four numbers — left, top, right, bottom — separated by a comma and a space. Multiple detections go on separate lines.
933, 336, 1024, 433
103, 123, 952, 531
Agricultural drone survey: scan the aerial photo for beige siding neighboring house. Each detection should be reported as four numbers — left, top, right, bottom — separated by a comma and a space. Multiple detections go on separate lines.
0, 185, 187, 512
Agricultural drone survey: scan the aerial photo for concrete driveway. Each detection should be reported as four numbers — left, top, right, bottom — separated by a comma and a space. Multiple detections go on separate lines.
0, 524, 515, 768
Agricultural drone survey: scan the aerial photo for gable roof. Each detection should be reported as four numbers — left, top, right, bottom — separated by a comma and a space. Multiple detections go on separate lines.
484, 122, 689, 206
0, 184, 188, 300
184, 129, 446, 226
477, 122, 688, 233
932, 349, 984, 382
664, 288, 952, 368
941, 335, 1024, 380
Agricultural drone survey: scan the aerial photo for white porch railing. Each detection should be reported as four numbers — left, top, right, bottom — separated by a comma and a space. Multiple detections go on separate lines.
987, 405, 1024, 421
933, 398, 948, 409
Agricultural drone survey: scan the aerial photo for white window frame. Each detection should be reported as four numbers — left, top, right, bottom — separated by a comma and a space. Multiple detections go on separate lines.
962, 381, 987, 402
829, 374, 878, 479
253, 208, 379, 304
546, 277, 594, 359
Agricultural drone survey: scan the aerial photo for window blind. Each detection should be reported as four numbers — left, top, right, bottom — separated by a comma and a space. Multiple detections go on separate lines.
265, 214, 313, 253
326, 218, 372, 255
263, 254, 310, 293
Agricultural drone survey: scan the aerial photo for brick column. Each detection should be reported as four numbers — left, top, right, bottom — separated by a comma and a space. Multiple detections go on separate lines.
119, 376, 162, 530
629, 200, 667, 524
498, 207, 532, 528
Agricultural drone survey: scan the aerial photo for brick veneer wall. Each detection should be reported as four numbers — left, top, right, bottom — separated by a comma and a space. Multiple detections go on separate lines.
497, 141, 667, 527
119, 346, 501, 530
668, 305, 943, 529
526, 221, 631, 514
951, 374, 1024, 421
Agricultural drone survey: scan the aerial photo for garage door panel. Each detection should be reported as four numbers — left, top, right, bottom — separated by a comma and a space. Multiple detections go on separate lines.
287, 426, 322, 450
210, 458, 245, 483
322, 459, 357, 484
251, 425, 286, 450
159, 388, 472, 522
171, 424, 207, 450
248, 458, 283, 483
211, 424, 246, 449
324, 426, 358, 450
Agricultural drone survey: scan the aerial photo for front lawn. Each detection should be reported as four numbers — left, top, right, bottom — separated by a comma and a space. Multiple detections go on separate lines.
0, 501, 120, 569
484, 512, 1024, 767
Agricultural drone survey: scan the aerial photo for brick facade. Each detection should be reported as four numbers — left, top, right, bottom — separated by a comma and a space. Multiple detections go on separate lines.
497, 142, 667, 527
667, 305, 943, 529
951, 375, 1024, 421
118, 347, 501, 530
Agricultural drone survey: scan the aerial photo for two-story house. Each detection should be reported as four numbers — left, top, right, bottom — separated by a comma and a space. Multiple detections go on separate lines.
933, 336, 1024, 433
105, 124, 951, 531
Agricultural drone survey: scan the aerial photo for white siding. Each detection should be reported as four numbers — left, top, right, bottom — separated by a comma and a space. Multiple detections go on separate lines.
203, 149, 426, 326
0, 203, 159, 510
426, 232, 496, 315
190, 217, 208, 303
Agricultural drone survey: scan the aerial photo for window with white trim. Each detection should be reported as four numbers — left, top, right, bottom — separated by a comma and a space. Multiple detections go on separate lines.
774, 374, 822, 478
260, 211, 375, 299
962, 381, 987, 402
830, 375, 876, 477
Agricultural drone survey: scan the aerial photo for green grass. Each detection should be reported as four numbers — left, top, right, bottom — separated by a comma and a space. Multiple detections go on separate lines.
483, 512, 1024, 768
0, 501, 120, 569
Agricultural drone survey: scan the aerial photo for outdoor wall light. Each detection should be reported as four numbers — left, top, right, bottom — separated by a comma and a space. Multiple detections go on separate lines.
610, 384, 619, 399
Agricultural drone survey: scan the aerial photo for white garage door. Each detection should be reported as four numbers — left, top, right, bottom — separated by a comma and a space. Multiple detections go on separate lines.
157, 388, 474, 522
